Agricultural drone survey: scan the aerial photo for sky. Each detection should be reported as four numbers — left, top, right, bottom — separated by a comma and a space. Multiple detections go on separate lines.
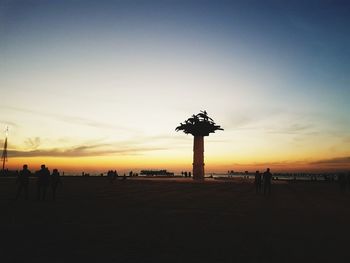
1, 0, 349, 173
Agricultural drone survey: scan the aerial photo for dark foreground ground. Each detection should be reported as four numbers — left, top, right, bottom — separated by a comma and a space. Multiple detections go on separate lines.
0, 177, 349, 263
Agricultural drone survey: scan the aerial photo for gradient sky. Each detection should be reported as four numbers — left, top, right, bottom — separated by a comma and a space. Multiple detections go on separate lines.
1, 0, 349, 173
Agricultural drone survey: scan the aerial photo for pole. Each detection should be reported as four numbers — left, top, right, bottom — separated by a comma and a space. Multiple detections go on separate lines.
1, 137, 7, 171
193, 135, 204, 180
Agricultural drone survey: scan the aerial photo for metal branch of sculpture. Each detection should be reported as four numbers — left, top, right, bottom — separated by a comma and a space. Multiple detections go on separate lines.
176, 111, 223, 180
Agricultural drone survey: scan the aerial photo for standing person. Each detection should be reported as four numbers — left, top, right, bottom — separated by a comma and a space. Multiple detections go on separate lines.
254, 170, 262, 194
16, 164, 31, 200
37, 164, 50, 200
113, 170, 118, 182
107, 170, 113, 183
263, 168, 272, 195
51, 169, 62, 200
338, 173, 347, 193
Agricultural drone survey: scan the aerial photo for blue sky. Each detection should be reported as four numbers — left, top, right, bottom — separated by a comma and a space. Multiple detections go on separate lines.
0, 0, 349, 172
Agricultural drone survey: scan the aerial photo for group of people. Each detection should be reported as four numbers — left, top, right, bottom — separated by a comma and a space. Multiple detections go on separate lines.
16, 164, 62, 200
107, 170, 118, 183
254, 168, 272, 195
181, 171, 191, 177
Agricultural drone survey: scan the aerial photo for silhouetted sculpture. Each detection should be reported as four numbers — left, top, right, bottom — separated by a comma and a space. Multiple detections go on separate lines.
16, 164, 31, 200
176, 111, 223, 180
254, 170, 262, 194
36, 164, 50, 200
51, 169, 62, 200
263, 168, 272, 195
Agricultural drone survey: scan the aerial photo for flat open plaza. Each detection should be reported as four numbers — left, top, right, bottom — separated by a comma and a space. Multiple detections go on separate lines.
0, 177, 349, 262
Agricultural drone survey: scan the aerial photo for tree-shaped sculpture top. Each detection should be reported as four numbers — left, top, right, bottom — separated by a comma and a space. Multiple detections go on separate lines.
176, 111, 223, 180
175, 110, 223, 136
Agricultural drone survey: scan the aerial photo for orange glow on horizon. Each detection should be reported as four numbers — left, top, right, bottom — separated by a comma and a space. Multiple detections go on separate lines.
6, 155, 350, 174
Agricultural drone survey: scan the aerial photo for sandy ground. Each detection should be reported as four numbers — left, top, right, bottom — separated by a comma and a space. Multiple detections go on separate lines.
0, 176, 349, 263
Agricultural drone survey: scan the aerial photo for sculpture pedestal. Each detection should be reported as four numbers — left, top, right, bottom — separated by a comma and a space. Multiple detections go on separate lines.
193, 136, 204, 180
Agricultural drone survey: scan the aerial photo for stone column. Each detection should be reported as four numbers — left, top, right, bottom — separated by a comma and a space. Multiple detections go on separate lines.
193, 135, 204, 180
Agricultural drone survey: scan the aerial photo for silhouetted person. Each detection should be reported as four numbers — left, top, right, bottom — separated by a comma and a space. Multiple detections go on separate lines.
123, 173, 126, 180
16, 164, 31, 200
184, 171, 188, 177
107, 170, 112, 183
254, 170, 262, 194
338, 173, 346, 193
37, 165, 50, 200
129, 171, 133, 177
51, 169, 62, 200
113, 170, 118, 181
189, 172, 191, 177
263, 168, 272, 195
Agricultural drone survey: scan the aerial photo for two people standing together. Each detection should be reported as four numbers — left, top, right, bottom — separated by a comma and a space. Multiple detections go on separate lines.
254, 168, 272, 195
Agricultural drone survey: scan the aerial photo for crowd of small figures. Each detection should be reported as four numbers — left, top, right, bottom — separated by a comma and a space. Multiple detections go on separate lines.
2, 165, 350, 201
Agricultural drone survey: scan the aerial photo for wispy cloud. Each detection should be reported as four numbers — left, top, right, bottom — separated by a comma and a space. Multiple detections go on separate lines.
8, 143, 167, 157
265, 123, 315, 135
310, 157, 350, 166
24, 137, 41, 149
0, 120, 18, 128
1, 105, 129, 131
343, 137, 350, 143
226, 108, 317, 135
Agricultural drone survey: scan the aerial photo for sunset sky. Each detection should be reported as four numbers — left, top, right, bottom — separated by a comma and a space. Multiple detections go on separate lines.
1, 0, 349, 173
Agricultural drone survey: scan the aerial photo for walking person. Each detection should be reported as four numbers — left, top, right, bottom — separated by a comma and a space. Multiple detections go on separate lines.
16, 164, 31, 200
37, 164, 50, 200
263, 168, 272, 195
254, 170, 262, 194
51, 169, 62, 200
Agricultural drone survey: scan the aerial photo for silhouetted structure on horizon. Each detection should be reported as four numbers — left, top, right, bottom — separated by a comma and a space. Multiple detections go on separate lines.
176, 111, 223, 180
